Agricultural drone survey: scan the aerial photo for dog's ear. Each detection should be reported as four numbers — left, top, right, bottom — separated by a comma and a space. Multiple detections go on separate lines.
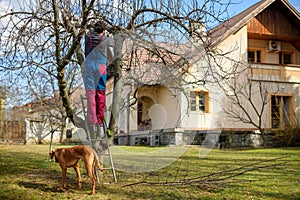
49, 149, 55, 160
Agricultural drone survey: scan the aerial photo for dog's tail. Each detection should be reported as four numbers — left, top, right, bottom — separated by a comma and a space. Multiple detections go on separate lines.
92, 149, 104, 172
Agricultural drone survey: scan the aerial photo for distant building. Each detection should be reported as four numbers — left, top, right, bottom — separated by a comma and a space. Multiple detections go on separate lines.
0, 87, 5, 121
11, 87, 85, 144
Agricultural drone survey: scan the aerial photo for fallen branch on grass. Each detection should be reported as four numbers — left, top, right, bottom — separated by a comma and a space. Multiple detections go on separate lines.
122, 155, 290, 187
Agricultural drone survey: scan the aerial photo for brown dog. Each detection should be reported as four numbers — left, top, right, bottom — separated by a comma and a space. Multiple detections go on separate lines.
49, 145, 103, 194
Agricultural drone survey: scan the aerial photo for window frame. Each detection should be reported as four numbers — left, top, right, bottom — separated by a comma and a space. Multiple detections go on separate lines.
189, 91, 209, 113
248, 49, 262, 63
270, 94, 294, 129
279, 51, 294, 65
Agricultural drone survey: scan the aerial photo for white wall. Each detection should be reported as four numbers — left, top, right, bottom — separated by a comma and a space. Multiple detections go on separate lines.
179, 26, 249, 131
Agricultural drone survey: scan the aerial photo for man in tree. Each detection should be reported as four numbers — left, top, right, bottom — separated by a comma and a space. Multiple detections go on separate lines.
84, 21, 114, 138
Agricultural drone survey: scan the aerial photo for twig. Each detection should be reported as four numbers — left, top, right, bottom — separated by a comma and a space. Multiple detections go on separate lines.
183, 155, 290, 182
122, 155, 290, 187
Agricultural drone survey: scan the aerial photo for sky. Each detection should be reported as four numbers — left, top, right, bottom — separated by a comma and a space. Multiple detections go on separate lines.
0, 0, 299, 13
228, 0, 300, 15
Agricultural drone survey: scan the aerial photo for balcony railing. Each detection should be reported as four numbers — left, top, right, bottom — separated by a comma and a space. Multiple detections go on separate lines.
249, 63, 300, 83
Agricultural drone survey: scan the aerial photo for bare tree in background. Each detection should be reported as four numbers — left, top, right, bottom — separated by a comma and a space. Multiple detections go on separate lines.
221, 63, 283, 146
0, 0, 235, 138
26, 66, 81, 143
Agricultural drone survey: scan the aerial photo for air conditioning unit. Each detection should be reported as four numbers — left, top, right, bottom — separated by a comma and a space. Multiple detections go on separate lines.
267, 40, 281, 52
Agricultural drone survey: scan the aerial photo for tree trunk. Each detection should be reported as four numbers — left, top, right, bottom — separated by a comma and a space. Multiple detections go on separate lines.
59, 116, 67, 143
109, 36, 125, 140
76, 45, 85, 81
260, 128, 267, 147
57, 69, 74, 124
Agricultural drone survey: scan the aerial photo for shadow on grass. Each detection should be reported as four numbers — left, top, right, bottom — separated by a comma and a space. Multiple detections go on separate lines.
18, 181, 58, 192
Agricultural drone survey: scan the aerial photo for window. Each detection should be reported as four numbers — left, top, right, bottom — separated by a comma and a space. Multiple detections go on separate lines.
279, 52, 293, 64
248, 50, 261, 63
190, 91, 209, 113
271, 95, 293, 129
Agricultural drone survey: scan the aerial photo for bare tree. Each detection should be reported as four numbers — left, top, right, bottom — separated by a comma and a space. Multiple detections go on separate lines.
221, 63, 282, 146
0, 0, 235, 138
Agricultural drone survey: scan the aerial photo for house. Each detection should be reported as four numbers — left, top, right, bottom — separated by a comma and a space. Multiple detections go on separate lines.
107, 0, 300, 147
10, 88, 86, 144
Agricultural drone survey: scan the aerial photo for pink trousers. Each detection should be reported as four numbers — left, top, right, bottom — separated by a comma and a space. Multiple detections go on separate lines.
86, 89, 106, 124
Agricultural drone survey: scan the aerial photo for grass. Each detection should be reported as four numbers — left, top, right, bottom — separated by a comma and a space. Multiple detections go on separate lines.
0, 144, 299, 200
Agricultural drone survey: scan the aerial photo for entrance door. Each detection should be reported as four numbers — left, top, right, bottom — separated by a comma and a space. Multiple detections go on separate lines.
137, 96, 154, 131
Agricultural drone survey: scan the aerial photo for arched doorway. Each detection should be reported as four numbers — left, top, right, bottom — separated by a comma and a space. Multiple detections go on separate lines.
137, 96, 154, 131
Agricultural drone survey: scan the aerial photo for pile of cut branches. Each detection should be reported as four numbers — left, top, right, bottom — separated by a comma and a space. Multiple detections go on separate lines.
122, 155, 290, 188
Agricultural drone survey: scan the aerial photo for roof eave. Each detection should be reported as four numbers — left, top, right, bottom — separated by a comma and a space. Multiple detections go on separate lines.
210, 0, 275, 46
281, 0, 300, 20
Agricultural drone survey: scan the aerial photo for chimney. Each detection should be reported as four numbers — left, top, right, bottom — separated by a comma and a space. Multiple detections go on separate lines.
189, 21, 207, 44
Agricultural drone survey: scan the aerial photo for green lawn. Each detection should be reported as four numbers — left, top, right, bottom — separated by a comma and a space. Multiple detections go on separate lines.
0, 145, 299, 200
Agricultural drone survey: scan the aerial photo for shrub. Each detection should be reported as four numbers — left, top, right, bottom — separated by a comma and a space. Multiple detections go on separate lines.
273, 125, 300, 147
